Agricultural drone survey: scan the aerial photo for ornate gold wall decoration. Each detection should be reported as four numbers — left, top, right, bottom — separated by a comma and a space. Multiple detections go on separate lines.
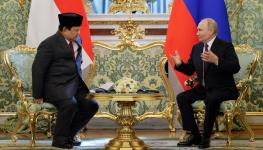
109, 0, 149, 14
111, 19, 145, 48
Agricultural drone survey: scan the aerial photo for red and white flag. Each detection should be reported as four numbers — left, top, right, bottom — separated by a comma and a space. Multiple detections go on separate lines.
26, 0, 93, 70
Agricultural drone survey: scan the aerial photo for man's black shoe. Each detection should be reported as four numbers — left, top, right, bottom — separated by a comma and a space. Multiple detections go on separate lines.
198, 136, 210, 149
70, 135, 82, 146
177, 134, 201, 147
72, 138, 81, 146
52, 137, 74, 149
52, 142, 73, 149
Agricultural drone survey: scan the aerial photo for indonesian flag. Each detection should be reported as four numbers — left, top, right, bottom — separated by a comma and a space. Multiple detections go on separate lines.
26, 0, 93, 71
164, 0, 231, 90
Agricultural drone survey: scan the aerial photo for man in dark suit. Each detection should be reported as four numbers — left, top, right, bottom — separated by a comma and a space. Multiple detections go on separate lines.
32, 13, 99, 149
171, 18, 240, 149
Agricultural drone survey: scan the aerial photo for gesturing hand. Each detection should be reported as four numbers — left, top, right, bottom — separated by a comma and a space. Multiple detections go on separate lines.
171, 50, 182, 66
201, 50, 219, 65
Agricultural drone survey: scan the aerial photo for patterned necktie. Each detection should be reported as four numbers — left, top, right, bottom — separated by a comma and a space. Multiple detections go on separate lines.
205, 44, 209, 52
69, 41, 75, 60
202, 44, 209, 87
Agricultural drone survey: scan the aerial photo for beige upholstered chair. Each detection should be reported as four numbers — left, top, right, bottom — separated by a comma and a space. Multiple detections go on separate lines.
177, 44, 260, 146
4, 45, 57, 146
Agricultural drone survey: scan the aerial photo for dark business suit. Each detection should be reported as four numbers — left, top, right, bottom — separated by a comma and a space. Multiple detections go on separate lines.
32, 31, 98, 143
175, 37, 240, 137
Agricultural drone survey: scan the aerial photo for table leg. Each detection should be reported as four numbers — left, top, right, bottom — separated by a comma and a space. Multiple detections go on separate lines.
105, 101, 148, 150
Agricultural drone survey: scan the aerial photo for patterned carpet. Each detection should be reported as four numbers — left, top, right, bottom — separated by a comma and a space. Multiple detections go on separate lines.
0, 138, 261, 150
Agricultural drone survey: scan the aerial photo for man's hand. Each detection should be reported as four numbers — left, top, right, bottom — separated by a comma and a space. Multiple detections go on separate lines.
201, 50, 219, 65
171, 50, 182, 67
33, 98, 43, 104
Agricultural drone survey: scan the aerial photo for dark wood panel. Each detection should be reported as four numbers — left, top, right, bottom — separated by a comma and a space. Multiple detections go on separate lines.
145, 29, 167, 35
90, 29, 113, 35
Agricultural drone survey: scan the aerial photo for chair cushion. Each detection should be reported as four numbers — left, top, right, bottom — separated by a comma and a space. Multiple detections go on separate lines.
191, 100, 247, 113
17, 97, 57, 113
191, 100, 205, 110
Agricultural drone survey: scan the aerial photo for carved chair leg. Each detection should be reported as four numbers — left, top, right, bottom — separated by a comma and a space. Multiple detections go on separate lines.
176, 109, 182, 127
163, 103, 176, 132
167, 113, 176, 132
167, 105, 176, 132
11, 112, 24, 143
47, 114, 53, 138
224, 111, 233, 147
237, 114, 255, 142
215, 117, 220, 131
29, 113, 38, 147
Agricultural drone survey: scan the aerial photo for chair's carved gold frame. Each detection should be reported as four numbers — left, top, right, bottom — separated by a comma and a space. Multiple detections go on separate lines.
4, 45, 56, 146
177, 44, 260, 146
89, 41, 176, 132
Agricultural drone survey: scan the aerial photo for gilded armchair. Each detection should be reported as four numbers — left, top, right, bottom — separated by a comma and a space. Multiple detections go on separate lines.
4, 45, 57, 146
177, 44, 260, 146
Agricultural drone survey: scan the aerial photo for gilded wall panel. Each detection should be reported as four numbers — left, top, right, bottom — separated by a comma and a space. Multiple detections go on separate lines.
226, 0, 263, 112
226, 0, 240, 43
0, 0, 28, 50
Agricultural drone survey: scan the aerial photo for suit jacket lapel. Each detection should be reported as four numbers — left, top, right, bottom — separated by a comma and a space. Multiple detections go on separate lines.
210, 37, 220, 55
195, 43, 204, 69
56, 31, 73, 58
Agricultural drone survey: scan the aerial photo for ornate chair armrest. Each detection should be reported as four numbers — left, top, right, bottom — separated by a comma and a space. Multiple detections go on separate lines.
236, 78, 252, 90
11, 77, 24, 98
184, 76, 198, 88
10, 77, 31, 112
234, 78, 252, 112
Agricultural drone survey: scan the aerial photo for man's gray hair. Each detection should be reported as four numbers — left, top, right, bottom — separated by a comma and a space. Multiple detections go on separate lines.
203, 18, 218, 35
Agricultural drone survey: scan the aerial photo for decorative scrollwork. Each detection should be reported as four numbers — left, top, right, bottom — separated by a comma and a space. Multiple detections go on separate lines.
112, 19, 145, 48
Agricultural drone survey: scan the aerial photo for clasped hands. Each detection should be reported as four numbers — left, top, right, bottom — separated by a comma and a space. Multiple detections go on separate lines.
171, 50, 219, 66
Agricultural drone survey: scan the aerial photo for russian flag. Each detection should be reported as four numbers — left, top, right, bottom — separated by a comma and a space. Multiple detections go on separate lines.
26, 0, 93, 71
164, 0, 231, 90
